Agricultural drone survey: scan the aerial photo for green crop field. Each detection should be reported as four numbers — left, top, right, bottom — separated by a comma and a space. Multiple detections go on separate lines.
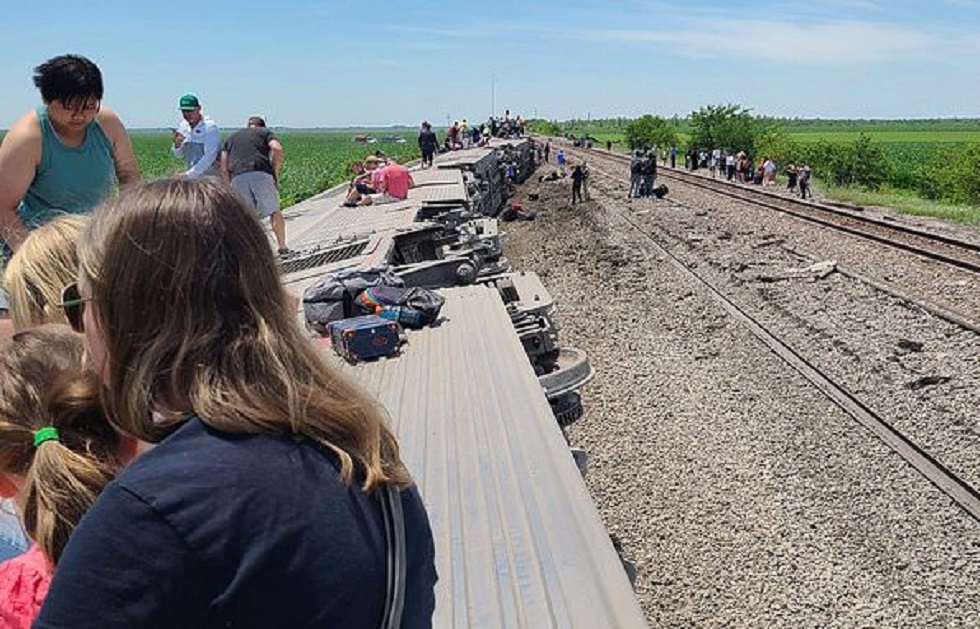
131, 130, 420, 207
533, 117, 980, 220
787, 130, 980, 144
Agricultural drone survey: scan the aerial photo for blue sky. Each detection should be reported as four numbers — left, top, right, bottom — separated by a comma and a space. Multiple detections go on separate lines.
2, 0, 978, 128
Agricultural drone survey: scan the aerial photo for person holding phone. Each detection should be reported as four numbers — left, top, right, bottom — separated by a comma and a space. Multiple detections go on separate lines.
171, 93, 220, 179
0, 54, 139, 254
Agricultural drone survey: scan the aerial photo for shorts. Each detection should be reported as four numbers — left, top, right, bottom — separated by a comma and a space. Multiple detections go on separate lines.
369, 192, 402, 205
0, 500, 28, 561
231, 171, 280, 218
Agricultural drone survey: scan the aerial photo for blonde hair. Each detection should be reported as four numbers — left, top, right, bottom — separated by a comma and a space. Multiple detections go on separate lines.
3, 215, 87, 330
79, 178, 411, 490
0, 325, 123, 563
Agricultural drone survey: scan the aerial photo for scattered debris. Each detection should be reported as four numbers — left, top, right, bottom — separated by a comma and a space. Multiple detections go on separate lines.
905, 375, 951, 390
804, 260, 837, 279
756, 260, 837, 283
897, 339, 924, 353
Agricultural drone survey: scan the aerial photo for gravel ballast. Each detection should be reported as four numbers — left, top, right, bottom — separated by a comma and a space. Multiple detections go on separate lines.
502, 161, 980, 628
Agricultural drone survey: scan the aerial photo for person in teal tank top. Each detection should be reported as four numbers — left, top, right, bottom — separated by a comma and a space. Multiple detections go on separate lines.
18, 106, 115, 229
0, 54, 139, 254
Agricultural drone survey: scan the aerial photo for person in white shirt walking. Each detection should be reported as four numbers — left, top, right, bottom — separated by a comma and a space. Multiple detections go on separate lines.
171, 93, 220, 178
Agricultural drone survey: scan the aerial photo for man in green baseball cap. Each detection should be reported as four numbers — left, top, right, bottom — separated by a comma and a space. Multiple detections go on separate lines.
171, 92, 220, 178
178, 93, 201, 111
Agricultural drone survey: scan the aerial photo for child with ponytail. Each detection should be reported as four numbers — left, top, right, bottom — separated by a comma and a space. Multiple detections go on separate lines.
0, 325, 134, 628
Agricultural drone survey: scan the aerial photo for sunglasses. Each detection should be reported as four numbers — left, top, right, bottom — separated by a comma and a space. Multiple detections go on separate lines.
59, 283, 91, 333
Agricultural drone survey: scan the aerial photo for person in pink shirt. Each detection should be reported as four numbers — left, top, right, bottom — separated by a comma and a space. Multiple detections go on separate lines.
360, 160, 414, 206
342, 156, 386, 207
0, 325, 135, 628
381, 162, 414, 200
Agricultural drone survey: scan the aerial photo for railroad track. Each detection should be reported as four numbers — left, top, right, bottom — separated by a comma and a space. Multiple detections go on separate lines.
558, 142, 980, 335
563, 159, 980, 523
576, 144, 980, 275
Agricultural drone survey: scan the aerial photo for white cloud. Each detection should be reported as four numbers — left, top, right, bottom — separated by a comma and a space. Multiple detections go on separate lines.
582, 19, 974, 64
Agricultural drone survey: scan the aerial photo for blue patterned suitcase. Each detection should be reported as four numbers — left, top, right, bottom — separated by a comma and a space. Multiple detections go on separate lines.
328, 315, 401, 362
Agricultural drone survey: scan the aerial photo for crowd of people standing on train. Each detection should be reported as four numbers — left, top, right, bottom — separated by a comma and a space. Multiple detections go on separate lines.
435, 110, 528, 155
0, 53, 437, 627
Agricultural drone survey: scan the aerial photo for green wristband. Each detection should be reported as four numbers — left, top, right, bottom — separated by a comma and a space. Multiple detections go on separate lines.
33, 426, 60, 447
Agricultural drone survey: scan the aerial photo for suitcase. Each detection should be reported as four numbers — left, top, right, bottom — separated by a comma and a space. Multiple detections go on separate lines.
328, 315, 401, 362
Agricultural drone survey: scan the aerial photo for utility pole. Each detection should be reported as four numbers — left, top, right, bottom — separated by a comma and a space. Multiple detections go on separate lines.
491, 75, 496, 119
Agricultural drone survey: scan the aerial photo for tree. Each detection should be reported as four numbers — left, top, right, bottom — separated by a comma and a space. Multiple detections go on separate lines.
689, 104, 761, 154
624, 115, 678, 151
528, 119, 563, 137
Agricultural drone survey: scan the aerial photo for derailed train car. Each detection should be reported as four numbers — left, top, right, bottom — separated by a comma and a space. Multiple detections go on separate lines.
279, 138, 647, 628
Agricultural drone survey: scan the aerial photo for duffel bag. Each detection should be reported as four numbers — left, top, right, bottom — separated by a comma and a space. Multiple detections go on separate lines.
303, 266, 404, 334
354, 285, 446, 327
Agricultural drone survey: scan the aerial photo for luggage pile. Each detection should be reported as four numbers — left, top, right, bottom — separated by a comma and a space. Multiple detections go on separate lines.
303, 267, 446, 363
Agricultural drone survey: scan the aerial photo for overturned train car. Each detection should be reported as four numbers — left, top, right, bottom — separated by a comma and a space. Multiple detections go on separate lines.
278, 138, 647, 629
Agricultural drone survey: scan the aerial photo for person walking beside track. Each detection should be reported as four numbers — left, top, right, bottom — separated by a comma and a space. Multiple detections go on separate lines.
798, 163, 812, 199
786, 162, 798, 193
171, 93, 220, 179
571, 164, 585, 204
628, 151, 643, 198
220, 116, 290, 258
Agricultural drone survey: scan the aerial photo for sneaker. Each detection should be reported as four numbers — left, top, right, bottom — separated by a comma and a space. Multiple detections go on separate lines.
278, 247, 295, 259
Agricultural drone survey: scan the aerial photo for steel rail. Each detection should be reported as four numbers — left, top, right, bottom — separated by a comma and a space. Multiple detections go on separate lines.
569, 145, 980, 335
604, 201, 980, 522
573, 145, 980, 275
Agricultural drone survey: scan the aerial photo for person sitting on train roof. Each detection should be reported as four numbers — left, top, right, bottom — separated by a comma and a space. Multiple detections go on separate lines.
342, 156, 384, 207
358, 159, 415, 206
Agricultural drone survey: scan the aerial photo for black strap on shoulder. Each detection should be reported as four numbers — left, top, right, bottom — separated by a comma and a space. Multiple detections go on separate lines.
380, 485, 407, 629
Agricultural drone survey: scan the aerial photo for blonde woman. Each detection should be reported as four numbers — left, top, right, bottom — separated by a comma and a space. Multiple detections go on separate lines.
0, 215, 86, 562
36, 178, 437, 628
0, 325, 135, 628
3, 215, 85, 331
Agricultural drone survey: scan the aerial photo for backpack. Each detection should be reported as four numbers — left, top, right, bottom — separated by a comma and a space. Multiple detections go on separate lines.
303, 266, 404, 334
354, 285, 446, 328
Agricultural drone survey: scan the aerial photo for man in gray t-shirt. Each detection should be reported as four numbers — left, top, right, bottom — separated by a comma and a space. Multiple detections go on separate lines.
220, 116, 289, 256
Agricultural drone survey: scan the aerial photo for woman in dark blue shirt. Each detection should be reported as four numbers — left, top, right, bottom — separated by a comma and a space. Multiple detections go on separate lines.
35, 178, 437, 628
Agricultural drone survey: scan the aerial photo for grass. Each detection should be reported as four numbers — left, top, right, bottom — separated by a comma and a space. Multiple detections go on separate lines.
131, 130, 420, 207
787, 130, 980, 144
554, 125, 980, 223
818, 184, 980, 225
